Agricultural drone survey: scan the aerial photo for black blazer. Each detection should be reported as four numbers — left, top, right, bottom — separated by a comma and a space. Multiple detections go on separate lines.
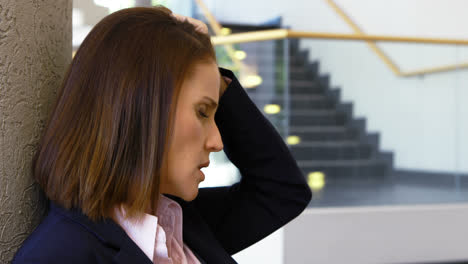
12, 69, 312, 264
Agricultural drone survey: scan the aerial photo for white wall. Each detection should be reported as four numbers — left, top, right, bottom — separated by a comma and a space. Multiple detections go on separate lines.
208, 0, 468, 173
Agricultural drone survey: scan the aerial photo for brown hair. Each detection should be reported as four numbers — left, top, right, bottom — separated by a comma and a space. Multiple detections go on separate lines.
33, 6, 216, 221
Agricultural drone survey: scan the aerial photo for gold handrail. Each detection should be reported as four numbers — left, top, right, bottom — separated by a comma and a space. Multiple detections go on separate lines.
325, 0, 400, 75
212, 30, 468, 46
324, 0, 468, 77
193, 0, 468, 77
401, 62, 468, 77
212, 29, 289, 45
212, 29, 468, 77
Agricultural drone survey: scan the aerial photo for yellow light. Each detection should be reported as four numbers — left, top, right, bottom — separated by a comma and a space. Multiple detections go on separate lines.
287, 135, 301, 145
234, 50, 247, 60
308, 172, 325, 191
240, 75, 262, 88
221, 27, 232, 35
264, 104, 281, 114
72, 50, 76, 58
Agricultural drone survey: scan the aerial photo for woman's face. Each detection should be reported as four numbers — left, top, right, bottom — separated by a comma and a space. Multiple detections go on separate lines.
160, 62, 223, 201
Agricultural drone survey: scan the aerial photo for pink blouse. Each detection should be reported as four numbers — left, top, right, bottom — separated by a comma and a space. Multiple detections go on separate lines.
114, 195, 200, 264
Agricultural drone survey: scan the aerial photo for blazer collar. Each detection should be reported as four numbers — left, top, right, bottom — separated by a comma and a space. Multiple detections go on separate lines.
166, 195, 238, 264
49, 201, 153, 264
50, 198, 238, 264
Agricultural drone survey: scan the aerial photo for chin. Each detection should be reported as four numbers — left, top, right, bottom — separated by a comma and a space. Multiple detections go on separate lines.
181, 187, 199, 202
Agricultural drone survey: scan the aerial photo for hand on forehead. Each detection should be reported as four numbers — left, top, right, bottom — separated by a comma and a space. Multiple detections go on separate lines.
171, 13, 209, 35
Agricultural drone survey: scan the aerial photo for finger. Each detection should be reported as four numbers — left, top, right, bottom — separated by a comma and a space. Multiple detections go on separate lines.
185, 17, 209, 34
171, 13, 208, 34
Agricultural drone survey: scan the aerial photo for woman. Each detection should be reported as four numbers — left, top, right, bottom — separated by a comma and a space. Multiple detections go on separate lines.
12, 6, 311, 264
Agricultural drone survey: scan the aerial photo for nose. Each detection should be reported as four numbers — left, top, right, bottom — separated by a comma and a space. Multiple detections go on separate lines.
205, 122, 223, 152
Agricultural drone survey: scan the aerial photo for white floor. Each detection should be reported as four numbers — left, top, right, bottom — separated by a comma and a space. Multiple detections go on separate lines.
233, 228, 284, 264
231, 203, 468, 263
285, 204, 468, 264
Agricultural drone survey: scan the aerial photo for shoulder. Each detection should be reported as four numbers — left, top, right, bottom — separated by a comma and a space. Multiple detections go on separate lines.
12, 209, 111, 264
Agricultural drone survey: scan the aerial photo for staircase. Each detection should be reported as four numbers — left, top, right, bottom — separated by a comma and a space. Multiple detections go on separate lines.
232, 33, 393, 184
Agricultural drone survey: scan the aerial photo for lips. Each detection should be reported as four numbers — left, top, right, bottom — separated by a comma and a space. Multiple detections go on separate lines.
198, 161, 210, 169
198, 161, 209, 182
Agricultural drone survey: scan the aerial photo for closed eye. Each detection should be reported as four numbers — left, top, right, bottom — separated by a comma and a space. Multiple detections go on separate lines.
198, 110, 209, 118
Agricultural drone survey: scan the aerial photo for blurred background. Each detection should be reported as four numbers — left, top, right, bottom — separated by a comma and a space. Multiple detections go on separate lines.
73, 1, 468, 263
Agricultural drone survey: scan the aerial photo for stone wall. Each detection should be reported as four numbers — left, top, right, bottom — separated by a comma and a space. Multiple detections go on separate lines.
0, 0, 72, 262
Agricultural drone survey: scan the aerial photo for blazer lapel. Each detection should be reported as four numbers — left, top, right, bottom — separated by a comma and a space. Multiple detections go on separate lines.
169, 197, 238, 264
112, 249, 153, 264
50, 199, 240, 264
50, 202, 153, 264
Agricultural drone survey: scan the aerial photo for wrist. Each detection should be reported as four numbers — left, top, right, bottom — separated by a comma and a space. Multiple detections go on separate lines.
220, 76, 231, 96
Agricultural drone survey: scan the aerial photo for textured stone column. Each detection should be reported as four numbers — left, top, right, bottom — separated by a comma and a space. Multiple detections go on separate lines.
0, 0, 72, 262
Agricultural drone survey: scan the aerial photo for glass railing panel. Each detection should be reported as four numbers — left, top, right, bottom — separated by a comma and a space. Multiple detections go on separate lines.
296, 38, 468, 207
454, 44, 468, 197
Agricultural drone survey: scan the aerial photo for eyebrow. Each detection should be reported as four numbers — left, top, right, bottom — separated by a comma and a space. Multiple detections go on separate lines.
202, 96, 218, 109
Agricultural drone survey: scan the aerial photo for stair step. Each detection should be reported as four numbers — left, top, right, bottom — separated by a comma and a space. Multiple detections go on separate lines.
256, 65, 315, 77
290, 111, 347, 126
291, 110, 338, 115
236, 45, 309, 62
289, 66, 318, 81
290, 95, 335, 110
289, 80, 318, 87
237, 37, 393, 182
247, 77, 325, 94
297, 159, 384, 167
299, 161, 388, 180
242, 54, 306, 65
247, 94, 335, 110
289, 80, 325, 94
249, 61, 319, 81
243, 77, 321, 87
235, 52, 307, 67
297, 141, 361, 147
288, 128, 359, 141
247, 92, 325, 101
289, 125, 347, 133
290, 141, 373, 160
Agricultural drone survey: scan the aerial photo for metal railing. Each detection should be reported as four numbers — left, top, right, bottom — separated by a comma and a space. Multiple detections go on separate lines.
194, 0, 468, 77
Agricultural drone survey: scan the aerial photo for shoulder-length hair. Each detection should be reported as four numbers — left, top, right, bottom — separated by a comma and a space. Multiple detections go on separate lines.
33, 6, 216, 221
